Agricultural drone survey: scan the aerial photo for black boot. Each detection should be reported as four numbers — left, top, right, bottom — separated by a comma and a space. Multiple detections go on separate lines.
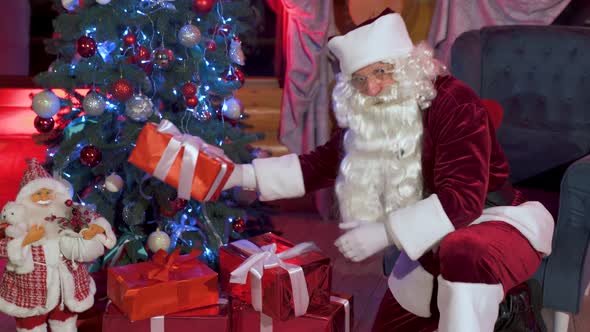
494, 279, 547, 332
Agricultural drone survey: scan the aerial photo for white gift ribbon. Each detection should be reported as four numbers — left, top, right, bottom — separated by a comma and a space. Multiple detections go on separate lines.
229, 239, 319, 319
330, 296, 351, 332
150, 315, 165, 332
152, 120, 229, 200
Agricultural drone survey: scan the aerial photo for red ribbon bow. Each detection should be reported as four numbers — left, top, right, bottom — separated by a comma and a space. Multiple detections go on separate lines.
144, 249, 202, 282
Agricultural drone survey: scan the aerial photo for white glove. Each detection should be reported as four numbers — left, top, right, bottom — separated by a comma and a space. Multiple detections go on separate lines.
222, 164, 257, 191
335, 222, 400, 262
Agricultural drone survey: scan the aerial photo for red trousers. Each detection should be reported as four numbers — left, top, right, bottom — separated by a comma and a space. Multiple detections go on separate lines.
15, 304, 76, 331
372, 221, 542, 332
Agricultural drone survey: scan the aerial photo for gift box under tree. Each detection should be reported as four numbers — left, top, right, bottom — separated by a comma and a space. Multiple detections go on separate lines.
107, 249, 218, 321
219, 232, 332, 321
231, 293, 353, 332
102, 300, 230, 332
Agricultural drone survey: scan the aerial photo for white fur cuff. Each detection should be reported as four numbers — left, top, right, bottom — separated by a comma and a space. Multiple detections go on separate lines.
385, 194, 454, 260
6, 236, 34, 273
437, 276, 504, 332
251, 153, 306, 201
388, 252, 434, 317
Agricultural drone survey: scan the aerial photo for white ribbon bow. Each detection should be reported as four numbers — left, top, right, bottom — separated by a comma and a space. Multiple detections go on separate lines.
152, 119, 228, 200
229, 239, 319, 317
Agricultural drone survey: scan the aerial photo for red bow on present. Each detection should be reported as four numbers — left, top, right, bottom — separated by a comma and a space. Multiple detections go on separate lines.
144, 249, 202, 282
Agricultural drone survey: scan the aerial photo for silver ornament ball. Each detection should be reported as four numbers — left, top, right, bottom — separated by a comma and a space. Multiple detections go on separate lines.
96, 0, 111, 4
32, 90, 61, 118
147, 229, 171, 253
178, 24, 202, 48
105, 173, 124, 192
222, 97, 243, 120
61, 0, 79, 10
125, 94, 155, 122
82, 91, 106, 116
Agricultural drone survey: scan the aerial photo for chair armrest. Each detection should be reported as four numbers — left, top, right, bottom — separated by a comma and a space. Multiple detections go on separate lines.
542, 155, 590, 313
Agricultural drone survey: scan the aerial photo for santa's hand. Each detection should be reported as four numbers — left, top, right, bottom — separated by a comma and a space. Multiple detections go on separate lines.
22, 225, 45, 246
335, 223, 391, 262
81, 224, 106, 240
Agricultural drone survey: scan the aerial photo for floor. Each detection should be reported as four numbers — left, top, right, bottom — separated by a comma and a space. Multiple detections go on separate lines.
0, 195, 588, 331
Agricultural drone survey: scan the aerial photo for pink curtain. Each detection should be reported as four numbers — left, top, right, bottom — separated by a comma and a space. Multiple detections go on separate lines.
0, 1, 30, 75
428, 0, 571, 66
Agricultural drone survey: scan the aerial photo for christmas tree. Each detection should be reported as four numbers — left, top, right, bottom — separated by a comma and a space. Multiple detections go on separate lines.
30, 0, 268, 269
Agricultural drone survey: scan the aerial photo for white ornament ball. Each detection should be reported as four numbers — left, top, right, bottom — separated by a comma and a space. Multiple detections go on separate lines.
61, 0, 79, 10
83, 91, 106, 116
178, 24, 202, 48
96, 0, 111, 4
105, 173, 124, 192
222, 97, 243, 120
32, 90, 61, 118
147, 229, 171, 253
125, 94, 155, 122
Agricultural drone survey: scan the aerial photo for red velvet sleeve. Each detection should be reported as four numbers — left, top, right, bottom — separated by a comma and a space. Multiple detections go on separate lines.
298, 128, 345, 193
431, 102, 491, 229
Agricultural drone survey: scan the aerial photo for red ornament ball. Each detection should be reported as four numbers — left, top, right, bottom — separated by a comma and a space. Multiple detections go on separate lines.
76, 36, 97, 58
110, 79, 134, 102
65, 199, 73, 207
193, 0, 215, 13
34, 116, 54, 133
206, 40, 217, 52
123, 32, 137, 46
173, 198, 188, 211
136, 46, 151, 61
185, 96, 199, 108
232, 217, 246, 233
80, 145, 102, 167
181, 82, 197, 97
234, 68, 245, 86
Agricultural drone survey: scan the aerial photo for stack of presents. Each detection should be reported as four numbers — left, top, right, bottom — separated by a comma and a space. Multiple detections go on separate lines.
102, 232, 352, 331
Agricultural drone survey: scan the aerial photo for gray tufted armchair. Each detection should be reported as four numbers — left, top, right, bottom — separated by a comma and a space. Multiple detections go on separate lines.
451, 25, 590, 332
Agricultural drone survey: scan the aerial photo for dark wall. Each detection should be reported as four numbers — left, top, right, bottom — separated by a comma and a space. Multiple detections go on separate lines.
553, 0, 590, 26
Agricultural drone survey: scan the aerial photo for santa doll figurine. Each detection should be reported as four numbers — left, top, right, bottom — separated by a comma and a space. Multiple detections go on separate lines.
0, 159, 116, 332
219, 9, 554, 332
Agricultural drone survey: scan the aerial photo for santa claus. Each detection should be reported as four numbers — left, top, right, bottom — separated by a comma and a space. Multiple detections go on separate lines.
220, 10, 554, 332
0, 159, 116, 332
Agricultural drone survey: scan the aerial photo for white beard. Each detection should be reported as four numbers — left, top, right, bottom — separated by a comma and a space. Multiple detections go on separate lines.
18, 191, 72, 239
334, 85, 425, 224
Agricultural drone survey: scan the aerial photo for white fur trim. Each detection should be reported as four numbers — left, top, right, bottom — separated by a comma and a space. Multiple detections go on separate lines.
16, 178, 71, 204
16, 323, 48, 332
48, 315, 77, 332
472, 201, 554, 256
387, 251, 433, 317
59, 263, 96, 313
252, 153, 306, 201
328, 13, 413, 76
59, 235, 105, 262
89, 217, 116, 249
385, 194, 454, 260
437, 276, 504, 332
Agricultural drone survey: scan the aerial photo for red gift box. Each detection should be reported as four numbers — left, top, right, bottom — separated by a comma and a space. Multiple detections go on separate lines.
102, 300, 230, 332
231, 293, 353, 332
219, 233, 331, 321
107, 249, 219, 321
128, 120, 234, 202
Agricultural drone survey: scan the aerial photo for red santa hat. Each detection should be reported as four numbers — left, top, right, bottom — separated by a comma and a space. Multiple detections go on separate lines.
16, 158, 72, 202
327, 9, 414, 76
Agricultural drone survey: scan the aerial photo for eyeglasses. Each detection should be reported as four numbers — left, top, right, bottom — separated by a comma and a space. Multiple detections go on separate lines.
350, 66, 395, 92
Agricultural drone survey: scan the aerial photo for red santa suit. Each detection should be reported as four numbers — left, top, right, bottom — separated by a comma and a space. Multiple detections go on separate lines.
220, 11, 554, 332
0, 159, 116, 332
